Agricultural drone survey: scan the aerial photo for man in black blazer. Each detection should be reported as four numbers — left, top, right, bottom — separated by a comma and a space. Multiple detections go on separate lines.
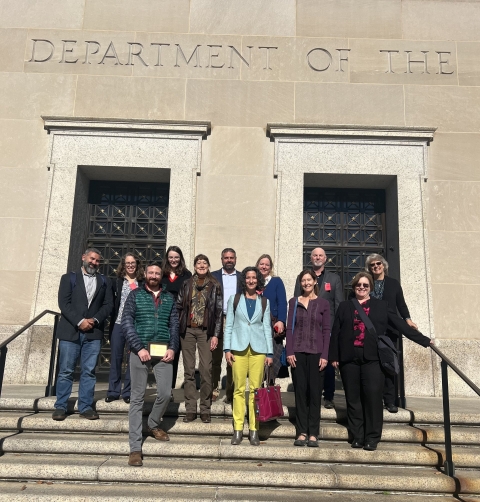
52, 248, 113, 421
211, 248, 241, 403
294, 247, 344, 409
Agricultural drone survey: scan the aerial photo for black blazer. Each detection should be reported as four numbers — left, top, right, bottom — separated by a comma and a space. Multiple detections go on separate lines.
329, 297, 430, 363
111, 277, 145, 323
293, 269, 343, 328
382, 276, 410, 320
57, 269, 113, 341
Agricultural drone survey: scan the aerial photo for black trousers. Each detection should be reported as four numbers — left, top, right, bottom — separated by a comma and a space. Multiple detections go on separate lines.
340, 346, 385, 445
291, 352, 325, 438
382, 331, 397, 406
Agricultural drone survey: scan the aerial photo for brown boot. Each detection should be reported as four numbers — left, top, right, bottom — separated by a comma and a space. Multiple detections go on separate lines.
148, 426, 170, 441
128, 451, 143, 466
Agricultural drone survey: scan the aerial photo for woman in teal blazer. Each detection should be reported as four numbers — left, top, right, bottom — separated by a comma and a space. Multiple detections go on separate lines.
224, 266, 273, 446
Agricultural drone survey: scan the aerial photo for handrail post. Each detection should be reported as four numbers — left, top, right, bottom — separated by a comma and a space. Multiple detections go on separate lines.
0, 345, 7, 397
398, 334, 406, 409
441, 359, 455, 477
45, 314, 59, 397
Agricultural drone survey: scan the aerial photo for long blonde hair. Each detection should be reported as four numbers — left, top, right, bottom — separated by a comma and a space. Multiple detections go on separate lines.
255, 254, 274, 276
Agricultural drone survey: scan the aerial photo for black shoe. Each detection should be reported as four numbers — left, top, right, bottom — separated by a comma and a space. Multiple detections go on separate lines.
294, 435, 307, 447
307, 439, 319, 448
351, 440, 364, 449
123, 397, 130, 404
385, 403, 398, 413
249, 430, 260, 446
324, 399, 335, 409
52, 409, 66, 421
80, 409, 99, 420
105, 396, 119, 403
231, 431, 243, 445
364, 442, 377, 451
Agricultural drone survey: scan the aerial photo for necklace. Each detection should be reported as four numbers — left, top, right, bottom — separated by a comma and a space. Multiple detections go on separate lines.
245, 296, 256, 309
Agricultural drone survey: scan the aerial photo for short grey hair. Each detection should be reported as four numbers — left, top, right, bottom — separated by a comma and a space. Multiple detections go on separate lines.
365, 253, 388, 275
83, 247, 102, 258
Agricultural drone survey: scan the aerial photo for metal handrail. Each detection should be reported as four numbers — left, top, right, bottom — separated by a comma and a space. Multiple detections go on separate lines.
430, 344, 480, 477
0, 310, 60, 398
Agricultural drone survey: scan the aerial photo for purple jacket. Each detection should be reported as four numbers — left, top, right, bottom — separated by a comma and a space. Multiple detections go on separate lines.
286, 297, 331, 357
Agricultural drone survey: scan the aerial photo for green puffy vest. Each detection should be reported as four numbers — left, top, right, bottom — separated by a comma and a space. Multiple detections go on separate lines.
134, 289, 173, 347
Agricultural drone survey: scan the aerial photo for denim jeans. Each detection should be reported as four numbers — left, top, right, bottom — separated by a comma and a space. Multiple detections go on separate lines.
54, 333, 101, 414
107, 323, 131, 398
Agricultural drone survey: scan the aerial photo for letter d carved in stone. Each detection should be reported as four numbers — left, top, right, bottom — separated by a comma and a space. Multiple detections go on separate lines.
28, 39, 55, 63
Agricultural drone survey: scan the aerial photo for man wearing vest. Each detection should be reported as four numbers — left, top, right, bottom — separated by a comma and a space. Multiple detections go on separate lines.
53, 248, 113, 421
122, 261, 179, 467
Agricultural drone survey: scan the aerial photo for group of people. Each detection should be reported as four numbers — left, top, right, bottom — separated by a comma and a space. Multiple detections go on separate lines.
52, 244, 432, 467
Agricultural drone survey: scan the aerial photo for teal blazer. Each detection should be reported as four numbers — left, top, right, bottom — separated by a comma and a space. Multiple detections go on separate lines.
224, 295, 274, 356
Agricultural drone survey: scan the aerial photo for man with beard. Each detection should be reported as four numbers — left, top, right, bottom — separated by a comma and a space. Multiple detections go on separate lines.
294, 247, 343, 409
122, 261, 179, 467
53, 248, 113, 421
211, 248, 241, 403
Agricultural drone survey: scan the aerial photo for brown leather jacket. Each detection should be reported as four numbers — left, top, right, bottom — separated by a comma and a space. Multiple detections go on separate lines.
176, 276, 223, 338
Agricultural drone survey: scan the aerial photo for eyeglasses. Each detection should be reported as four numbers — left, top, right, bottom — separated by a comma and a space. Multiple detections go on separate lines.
125, 262, 136, 267
355, 283, 370, 289
369, 261, 383, 267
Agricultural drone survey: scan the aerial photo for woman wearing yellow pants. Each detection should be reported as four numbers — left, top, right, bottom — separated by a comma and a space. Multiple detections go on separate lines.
224, 266, 273, 446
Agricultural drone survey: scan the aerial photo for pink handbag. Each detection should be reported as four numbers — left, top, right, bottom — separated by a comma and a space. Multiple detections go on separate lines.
253, 369, 284, 422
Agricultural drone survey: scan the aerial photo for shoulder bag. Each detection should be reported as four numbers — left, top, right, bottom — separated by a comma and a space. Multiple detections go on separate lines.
351, 299, 399, 376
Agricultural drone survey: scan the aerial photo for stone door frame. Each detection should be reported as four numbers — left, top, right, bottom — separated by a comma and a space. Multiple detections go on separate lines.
267, 124, 437, 396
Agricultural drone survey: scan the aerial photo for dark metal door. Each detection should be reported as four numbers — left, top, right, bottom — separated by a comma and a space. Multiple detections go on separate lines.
303, 187, 386, 299
86, 180, 170, 378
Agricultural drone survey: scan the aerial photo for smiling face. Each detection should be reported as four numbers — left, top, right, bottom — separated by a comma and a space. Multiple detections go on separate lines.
354, 278, 371, 301
82, 251, 101, 274
369, 259, 385, 278
145, 265, 162, 290
245, 271, 258, 292
167, 251, 181, 271
310, 248, 327, 269
124, 255, 137, 276
257, 258, 272, 278
300, 272, 317, 295
194, 259, 209, 277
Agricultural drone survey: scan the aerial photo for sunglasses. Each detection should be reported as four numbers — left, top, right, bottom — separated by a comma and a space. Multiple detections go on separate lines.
355, 283, 370, 289
369, 261, 383, 267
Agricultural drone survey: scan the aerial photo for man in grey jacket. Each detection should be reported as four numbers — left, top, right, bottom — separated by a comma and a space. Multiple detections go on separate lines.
293, 248, 343, 409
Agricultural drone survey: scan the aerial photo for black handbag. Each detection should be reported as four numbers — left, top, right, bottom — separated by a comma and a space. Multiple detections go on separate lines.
351, 299, 399, 376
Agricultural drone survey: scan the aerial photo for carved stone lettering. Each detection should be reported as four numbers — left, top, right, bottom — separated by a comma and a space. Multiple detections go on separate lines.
175, 44, 202, 67
306, 48, 332, 72
151, 43, 170, 67
258, 46, 278, 70
228, 45, 252, 69
207, 45, 225, 69
59, 40, 78, 64
99, 41, 122, 65
436, 51, 454, 74
84, 41, 101, 64
28, 39, 55, 63
126, 42, 148, 66
380, 50, 399, 73
405, 51, 429, 74
336, 49, 350, 72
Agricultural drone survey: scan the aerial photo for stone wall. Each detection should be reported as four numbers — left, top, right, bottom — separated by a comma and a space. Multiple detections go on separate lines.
0, 0, 479, 394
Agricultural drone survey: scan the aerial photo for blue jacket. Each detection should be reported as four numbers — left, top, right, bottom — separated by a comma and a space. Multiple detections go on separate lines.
262, 276, 287, 324
224, 295, 274, 356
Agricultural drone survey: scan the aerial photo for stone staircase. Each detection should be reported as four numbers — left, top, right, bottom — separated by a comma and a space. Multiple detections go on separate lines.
0, 388, 479, 501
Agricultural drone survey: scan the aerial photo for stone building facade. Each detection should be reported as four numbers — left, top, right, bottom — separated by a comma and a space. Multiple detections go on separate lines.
0, 0, 479, 396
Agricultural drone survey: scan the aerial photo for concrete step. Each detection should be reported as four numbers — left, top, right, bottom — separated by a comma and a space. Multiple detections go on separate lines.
1, 431, 479, 469
1, 412, 479, 446
1, 452, 479, 495
1, 481, 479, 502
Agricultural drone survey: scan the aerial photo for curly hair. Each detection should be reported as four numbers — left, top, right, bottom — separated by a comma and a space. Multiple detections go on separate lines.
116, 253, 145, 280
239, 266, 265, 293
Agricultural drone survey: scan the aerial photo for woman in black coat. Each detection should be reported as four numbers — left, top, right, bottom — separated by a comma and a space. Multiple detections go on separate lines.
330, 272, 431, 451
106, 253, 144, 404
365, 254, 417, 413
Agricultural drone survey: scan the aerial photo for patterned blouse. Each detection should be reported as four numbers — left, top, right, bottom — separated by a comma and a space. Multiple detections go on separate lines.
371, 280, 385, 300
190, 276, 210, 326
115, 278, 138, 324
353, 300, 370, 347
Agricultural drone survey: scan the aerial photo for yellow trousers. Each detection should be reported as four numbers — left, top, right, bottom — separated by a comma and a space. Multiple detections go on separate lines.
231, 345, 266, 431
